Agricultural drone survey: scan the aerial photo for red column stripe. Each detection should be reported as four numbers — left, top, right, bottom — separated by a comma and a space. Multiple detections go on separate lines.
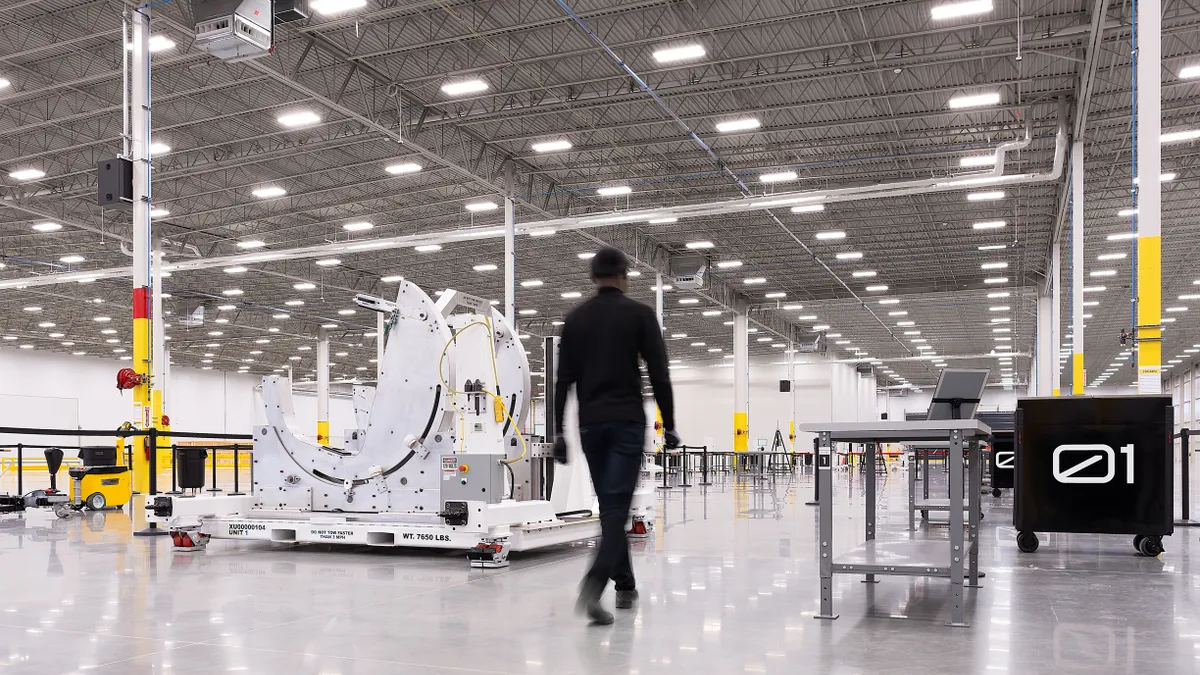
133, 287, 151, 320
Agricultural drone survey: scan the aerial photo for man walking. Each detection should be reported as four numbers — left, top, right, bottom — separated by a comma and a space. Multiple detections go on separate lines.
553, 247, 680, 625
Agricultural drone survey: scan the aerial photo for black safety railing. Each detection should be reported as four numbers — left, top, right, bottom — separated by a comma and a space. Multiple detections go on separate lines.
0, 425, 253, 534
1176, 428, 1197, 526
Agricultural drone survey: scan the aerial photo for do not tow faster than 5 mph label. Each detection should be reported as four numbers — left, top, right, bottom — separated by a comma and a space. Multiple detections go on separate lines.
442, 456, 458, 481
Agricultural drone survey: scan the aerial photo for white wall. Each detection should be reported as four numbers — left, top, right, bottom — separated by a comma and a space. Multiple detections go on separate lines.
0, 347, 356, 444
669, 354, 878, 452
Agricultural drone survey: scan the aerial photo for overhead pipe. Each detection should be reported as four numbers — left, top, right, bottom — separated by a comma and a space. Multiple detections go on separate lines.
0, 111, 1067, 292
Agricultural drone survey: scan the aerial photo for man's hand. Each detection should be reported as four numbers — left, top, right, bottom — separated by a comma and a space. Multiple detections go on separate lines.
552, 436, 569, 464
664, 429, 682, 449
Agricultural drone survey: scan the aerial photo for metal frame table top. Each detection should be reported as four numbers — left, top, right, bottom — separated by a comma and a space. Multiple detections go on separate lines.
799, 420, 988, 627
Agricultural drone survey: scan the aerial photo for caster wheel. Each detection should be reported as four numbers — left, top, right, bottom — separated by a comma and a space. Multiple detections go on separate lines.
85, 493, 106, 511
921, 510, 928, 520
1133, 535, 1145, 552
992, 488, 1002, 498
1137, 536, 1164, 557
1016, 531, 1039, 553
52, 503, 72, 519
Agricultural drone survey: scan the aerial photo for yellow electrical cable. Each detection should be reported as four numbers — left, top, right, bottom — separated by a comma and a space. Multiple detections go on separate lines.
437, 319, 529, 465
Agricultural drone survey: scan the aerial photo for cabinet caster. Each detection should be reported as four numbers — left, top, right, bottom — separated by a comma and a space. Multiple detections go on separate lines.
1016, 531, 1039, 553
1133, 535, 1145, 552
1137, 535, 1164, 557
991, 488, 1002, 498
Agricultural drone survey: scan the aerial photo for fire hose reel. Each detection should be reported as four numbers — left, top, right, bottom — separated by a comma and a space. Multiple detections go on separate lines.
116, 368, 147, 392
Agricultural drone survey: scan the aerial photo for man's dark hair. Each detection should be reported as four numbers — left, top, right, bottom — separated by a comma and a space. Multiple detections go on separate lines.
590, 247, 629, 279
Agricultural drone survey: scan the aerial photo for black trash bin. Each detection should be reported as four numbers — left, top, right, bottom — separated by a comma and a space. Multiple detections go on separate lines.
79, 446, 118, 467
1013, 395, 1173, 556
176, 448, 208, 490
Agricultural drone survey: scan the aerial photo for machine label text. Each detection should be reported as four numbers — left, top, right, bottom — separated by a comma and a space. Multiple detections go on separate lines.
402, 532, 451, 542
312, 529, 353, 541
228, 523, 267, 536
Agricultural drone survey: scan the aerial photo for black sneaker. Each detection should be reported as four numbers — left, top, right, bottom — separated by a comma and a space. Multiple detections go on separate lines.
615, 589, 638, 609
576, 581, 614, 625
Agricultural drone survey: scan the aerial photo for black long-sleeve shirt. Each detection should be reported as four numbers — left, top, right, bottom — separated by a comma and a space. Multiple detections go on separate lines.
554, 286, 676, 434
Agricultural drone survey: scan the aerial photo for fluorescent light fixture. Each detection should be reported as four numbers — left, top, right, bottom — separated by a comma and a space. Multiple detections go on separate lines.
1179, 294, 1200, 300
717, 260, 743, 269
440, 79, 488, 96
1166, 306, 1189, 313
1133, 172, 1178, 183
519, 309, 538, 316
948, 92, 1001, 109
897, 321, 915, 327
473, 263, 498, 272
866, 285, 888, 292
343, 221, 373, 231
835, 252, 863, 260
597, 186, 632, 196
978, 244, 1007, 251
1090, 270, 1116, 277
1097, 252, 1127, 261
983, 277, 1008, 284
791, 204, 825, 213
960, 155, 997, 167
384, 161, 423, 175
889, 311, 908, 316
967, 191, 1005, 201
653, 44, 706, 62
380, 275, 404, 283
743, 277, 767, 285
879, 299, 900, 305
277, 110, 321, 127
648, 217, 678, 224
93, 316, 111, 322
981, 262, 1008, 270
0, 78, 9, 89
989, 305, 1010, 311
315, 258, 341, 266
990, 317, 1010, 323
1180, 65, 1200, 79
1106, 232, 1137, 241
852, 270, 877, 278
1083, 300, 1100, 307
1161, 129, 1200, 143
1118, 208, 1137, 217
224, 266, 247, 274
9, 168, 45, 181
520, 279, 543, 288
528, 228, 556, 237
987, 292, 1011, 298
252, 186, 286, 198
715, 118, 760, 133
222, 289, 243, 296
679, 298, 700, 305
59, 254, 85, 263
702, 310, 722, 317
812, 325, 830, 331
148, 141, 172, 155
685, 241, 714, 250
148, 207, 171, 219
972, 220, 1006, 230
32, 222, 61, 232
815, 231, 845, 240
414, 244, 442, 253
465, 201, 498, 212
796, 315, 817, 321
532, 139, 572, 153
294, 282, 316, 290
759, 171, 798, 183
125, 34, 176, 52
562, 292, 583, 299
765, 292, 786, 299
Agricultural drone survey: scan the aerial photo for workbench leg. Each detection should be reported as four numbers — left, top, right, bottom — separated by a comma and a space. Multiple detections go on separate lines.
863, 442, 879, 584
967, 439, 982, 588
946, 430, 968, 627
816, 432, 838, 620
923, 450, 930, 499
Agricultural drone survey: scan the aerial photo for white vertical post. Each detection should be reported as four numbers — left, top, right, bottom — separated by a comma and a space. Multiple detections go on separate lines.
130, 8, 153, 495
1050, 241, 1062, 395
504, 165, 517, 327
655, 272, 664, 332
1035, 293, 1053, 396
316, 327, 330, 446
733, 306, 749, 452
1136, 0, 1162, 393
376, 311, 386, 381
1071, 140, 1086, 394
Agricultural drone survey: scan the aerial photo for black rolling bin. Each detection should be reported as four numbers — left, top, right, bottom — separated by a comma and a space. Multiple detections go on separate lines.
1013, 395, 1173, 556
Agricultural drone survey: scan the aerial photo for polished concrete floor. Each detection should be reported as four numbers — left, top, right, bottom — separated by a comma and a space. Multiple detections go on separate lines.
1, 463, 1197, 674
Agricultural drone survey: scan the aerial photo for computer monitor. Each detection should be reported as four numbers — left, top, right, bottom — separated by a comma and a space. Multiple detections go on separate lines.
926, 368, 990, 420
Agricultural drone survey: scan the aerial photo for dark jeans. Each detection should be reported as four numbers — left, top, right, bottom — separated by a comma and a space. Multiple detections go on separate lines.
580, 420, 644, 593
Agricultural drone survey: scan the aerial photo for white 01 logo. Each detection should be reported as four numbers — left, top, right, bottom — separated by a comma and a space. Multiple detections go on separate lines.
994, 451, 1014, 469
1052, 444, 1134, 484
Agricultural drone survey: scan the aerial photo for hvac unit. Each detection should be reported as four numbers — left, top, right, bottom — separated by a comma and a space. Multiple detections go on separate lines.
191, 0, 273, 61
274, 0, 309, 22
669, 253, 708, 290
855, 364, 874, 377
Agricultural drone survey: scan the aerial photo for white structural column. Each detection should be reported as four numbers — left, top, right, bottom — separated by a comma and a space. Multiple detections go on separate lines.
733, 305, 749, 452
316, 327, 330, 446
376, 312, 386, 380
129, 8, 153, 496
1035, 291, 1054, 396
1136, 0, 1163, 393
151, 246, 167, 427
504, 167, 517, 327
654, 273, 664, 331
1071, 140, 1086, 394
1050, 241, 1062, 395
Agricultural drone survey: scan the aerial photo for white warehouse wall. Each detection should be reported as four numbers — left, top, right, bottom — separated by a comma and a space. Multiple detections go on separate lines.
669, 354, 878, 452
0, 347, 356, 446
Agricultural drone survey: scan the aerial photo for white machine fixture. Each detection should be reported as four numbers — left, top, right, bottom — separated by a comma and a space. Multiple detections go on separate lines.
148, 282, 658, 567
